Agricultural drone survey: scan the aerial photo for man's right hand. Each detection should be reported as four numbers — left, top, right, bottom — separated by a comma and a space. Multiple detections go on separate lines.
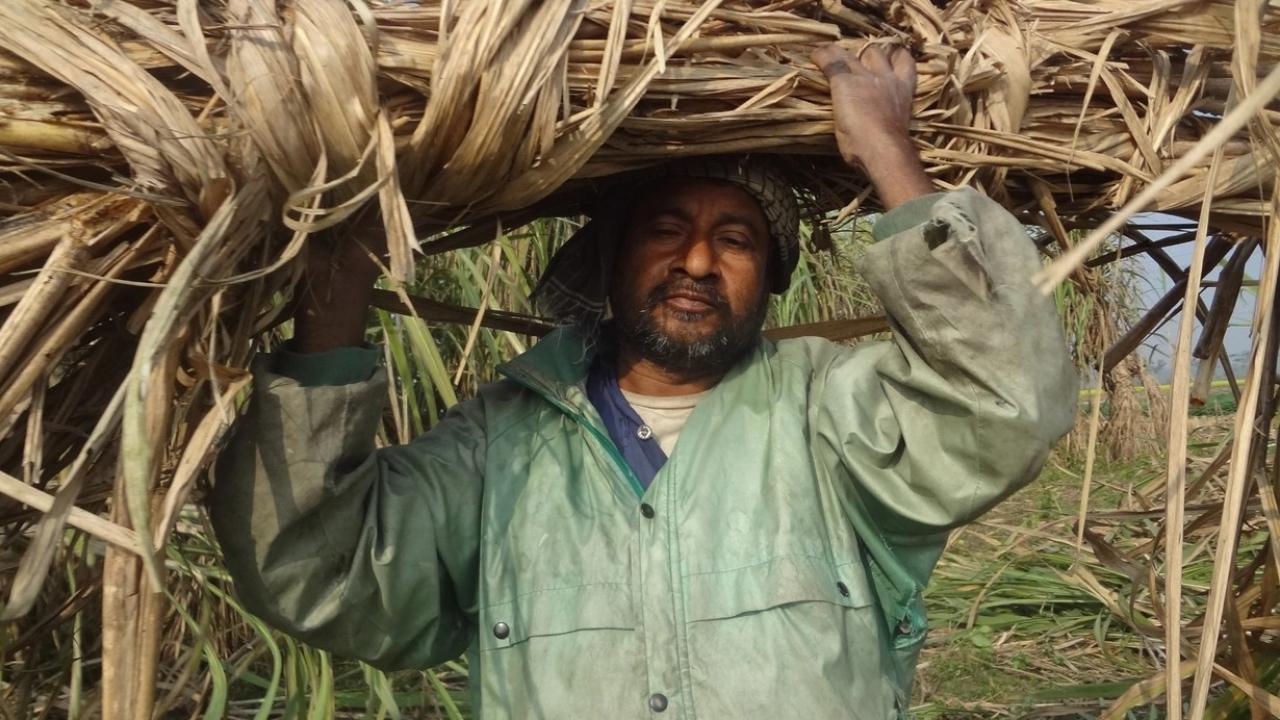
811, 43, 934, 210
292, 230, 383, 353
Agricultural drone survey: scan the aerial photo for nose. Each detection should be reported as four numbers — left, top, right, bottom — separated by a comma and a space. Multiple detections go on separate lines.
673, 233, 716, 280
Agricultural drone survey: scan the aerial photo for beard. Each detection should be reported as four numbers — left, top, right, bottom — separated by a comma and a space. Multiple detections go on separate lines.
613, 277, 768, 377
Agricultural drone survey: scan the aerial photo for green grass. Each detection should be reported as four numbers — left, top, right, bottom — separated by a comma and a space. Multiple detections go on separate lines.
1188, 389, 1238, 417
915, 460, 1154, 717
914, 445, 1277, 719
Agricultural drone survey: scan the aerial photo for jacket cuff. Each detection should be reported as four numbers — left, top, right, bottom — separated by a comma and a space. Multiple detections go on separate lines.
871, 192, 947, 242
272, 343, 380, 387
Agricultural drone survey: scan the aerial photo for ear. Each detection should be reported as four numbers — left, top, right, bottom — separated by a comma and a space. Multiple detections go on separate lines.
763, 242, 780, 293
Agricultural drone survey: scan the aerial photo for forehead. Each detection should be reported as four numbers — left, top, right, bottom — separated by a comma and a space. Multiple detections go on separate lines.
628, 177, 768, 228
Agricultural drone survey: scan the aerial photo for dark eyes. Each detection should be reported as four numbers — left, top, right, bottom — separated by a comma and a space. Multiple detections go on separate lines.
643, 223, 753, 249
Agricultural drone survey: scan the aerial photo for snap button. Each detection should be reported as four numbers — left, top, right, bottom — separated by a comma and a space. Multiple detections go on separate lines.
636, 424, 653, 440
492, 622, 510, 640
640, 503, 655, 519
836, 581, 850, 598
648, 693, 668, 712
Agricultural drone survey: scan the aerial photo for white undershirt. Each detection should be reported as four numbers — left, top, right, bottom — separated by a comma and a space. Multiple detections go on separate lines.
619, 388, 708, 457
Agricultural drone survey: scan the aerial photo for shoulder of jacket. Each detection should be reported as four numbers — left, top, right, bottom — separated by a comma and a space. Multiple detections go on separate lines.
770, 335, 898, 381
473, 378, 549, 439
771, 335, 847, 368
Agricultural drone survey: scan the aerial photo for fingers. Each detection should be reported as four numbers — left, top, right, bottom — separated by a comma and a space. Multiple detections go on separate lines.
810, 44, 859, 78
859, 45, 893, 75
813, 42, 914, 82
809, 44, 841, 69
890, 46, 917, 91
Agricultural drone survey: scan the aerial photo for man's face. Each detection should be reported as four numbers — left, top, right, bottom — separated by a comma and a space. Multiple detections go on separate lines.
610, 178, 772, 375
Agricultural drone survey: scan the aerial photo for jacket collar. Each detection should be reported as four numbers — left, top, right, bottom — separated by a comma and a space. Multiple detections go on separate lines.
496, 326, 598, 406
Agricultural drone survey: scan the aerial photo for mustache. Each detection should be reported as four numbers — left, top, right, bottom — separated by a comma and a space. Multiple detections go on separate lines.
644, 279, 728, 311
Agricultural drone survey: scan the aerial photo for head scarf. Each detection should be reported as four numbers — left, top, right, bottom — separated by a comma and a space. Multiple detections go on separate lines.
532, 156, 801, 328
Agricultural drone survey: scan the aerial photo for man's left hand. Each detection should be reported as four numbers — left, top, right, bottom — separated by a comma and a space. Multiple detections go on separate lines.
811, 43, 933, 210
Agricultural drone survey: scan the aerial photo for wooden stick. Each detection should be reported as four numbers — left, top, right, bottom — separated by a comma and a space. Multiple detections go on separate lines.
763, 315, 890, 342
369, 289, 555, 337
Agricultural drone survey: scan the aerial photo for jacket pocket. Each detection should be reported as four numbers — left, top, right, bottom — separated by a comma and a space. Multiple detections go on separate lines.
476, 584, 644, 719
479, 582, 635, 651
683, 555, 897, 719
685, 554, 873, 622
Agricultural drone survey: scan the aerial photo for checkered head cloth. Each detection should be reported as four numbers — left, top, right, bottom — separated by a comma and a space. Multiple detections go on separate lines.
532, 156, 802, 328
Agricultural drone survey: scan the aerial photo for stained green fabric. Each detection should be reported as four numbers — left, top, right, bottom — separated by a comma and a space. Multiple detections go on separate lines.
871, 192, 945, 242
274, 343, 379, 387
211, 187, 1078, 720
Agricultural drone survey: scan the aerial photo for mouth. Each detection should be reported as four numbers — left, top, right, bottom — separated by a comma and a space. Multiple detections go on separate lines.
661, 292, 718, 314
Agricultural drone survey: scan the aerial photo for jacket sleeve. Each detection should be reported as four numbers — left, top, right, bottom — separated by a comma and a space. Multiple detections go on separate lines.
814, 187, 1078, 542
210, 354, 484, 671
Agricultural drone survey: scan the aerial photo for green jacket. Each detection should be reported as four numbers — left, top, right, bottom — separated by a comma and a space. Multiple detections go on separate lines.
212, 188, 1077, 719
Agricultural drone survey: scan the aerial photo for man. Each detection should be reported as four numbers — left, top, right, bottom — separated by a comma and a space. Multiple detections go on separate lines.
212, 44, 1077, 718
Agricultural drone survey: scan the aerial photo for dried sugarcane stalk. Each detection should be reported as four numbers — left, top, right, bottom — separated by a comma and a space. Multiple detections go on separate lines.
1187, 189, 1280, 719
1190, 243, 1255, 405
1103, 237, 1234, 372
0, 469, 138, 552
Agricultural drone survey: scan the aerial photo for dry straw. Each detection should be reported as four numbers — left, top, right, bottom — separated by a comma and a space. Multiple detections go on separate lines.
0, 0, 1278, 717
